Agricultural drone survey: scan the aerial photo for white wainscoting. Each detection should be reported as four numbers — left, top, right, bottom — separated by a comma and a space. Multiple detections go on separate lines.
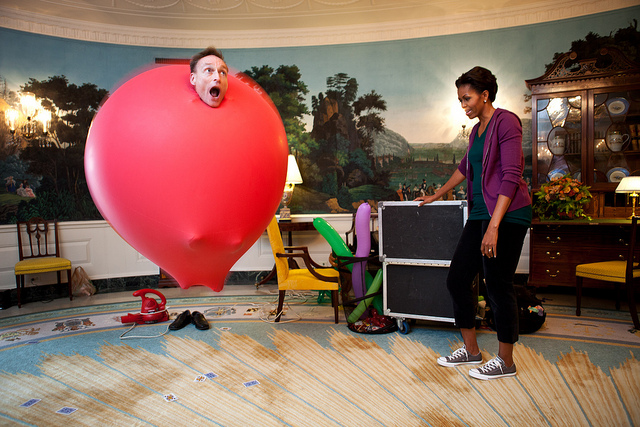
0, 215, 529, 290
0, 215, 354, 290
0, 220, 157, 290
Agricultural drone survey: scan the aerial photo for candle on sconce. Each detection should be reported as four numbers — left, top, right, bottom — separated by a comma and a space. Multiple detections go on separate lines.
6, 108, 18, 132
40, 110, 51, 134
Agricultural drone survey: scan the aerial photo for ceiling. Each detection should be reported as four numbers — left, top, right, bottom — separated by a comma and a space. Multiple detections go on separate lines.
0, 0, 636, 48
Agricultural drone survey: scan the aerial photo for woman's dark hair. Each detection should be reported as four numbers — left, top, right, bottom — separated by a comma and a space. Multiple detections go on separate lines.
190, 46, 225, 73
455, 66, 498, 102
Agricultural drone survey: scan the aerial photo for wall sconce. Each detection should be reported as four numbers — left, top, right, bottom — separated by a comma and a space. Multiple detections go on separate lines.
4, 92, 51, 144
279, 154, 303, 221
616, 176, 640, 218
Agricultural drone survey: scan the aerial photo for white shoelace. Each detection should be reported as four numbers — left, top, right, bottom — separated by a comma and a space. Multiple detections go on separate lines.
477, 357, 503, 373
447, 346, 469, 360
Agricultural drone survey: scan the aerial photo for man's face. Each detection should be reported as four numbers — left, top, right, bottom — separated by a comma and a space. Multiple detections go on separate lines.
190, 55, 228, 108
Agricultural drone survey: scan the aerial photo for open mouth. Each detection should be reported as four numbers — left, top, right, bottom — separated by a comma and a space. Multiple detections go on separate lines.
209, 87, 220, 98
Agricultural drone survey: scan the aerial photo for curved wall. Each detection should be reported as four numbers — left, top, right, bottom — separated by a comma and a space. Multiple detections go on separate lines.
0, 6, 638, 285
0, 1, 637, 48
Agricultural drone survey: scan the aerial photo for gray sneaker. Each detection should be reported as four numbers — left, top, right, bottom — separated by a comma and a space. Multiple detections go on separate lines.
437, 345, 483, 367
469, 356, 516, 380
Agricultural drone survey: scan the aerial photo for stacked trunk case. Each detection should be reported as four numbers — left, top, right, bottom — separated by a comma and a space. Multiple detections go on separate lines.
378, 201, 468, 331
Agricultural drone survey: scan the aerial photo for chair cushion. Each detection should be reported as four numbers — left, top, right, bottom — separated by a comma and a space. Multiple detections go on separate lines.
15, 257, 72, 275
575, 261, 640, 283
279, 268, 340, 291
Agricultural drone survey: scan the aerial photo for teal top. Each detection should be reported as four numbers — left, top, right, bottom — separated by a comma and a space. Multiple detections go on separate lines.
468, 125, 531, 226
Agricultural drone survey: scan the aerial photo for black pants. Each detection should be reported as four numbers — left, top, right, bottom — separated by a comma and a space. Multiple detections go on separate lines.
446, 220, 528, 344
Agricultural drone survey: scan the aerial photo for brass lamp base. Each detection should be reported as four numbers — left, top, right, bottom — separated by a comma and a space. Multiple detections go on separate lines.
279, 207, 291, 221
279, 184, 295, 221
629, 194, 638, 219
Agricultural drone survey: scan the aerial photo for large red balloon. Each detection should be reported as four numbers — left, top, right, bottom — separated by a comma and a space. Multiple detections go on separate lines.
85, 65, 288, 291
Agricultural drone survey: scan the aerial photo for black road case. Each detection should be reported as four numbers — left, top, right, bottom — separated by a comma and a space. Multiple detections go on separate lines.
378, 201, 467, 332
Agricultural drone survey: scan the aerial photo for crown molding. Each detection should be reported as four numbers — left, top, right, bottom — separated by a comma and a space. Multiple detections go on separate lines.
0, 0, 637, 49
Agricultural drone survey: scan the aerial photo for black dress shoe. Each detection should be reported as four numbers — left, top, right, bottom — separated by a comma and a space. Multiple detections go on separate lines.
191, 311, 209, 330
169, 310, 192, 331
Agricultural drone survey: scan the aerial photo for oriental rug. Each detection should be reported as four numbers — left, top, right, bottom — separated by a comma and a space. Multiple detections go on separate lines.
0, 295, 639, 426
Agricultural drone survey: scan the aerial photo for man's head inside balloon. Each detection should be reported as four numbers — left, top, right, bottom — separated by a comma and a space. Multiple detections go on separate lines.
190, 46, 229, 108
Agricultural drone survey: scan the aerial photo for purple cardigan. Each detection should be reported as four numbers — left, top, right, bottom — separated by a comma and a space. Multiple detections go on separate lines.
457, 108, 531, 216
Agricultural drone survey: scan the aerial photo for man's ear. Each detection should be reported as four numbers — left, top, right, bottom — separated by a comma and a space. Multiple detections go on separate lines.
189, 73, 196, 85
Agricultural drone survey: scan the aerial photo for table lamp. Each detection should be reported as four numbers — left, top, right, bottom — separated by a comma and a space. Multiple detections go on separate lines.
279, 154, 303, 220
616, 176, 640, 218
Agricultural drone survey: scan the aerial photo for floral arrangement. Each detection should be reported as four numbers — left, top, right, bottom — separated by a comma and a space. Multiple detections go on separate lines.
533, 174, 592, 220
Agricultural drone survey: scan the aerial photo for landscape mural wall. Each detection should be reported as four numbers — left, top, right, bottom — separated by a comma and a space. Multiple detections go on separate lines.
0, 7, 638, 223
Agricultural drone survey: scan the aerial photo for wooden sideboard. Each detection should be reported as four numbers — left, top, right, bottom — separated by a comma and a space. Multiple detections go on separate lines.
529, 218, 632, 288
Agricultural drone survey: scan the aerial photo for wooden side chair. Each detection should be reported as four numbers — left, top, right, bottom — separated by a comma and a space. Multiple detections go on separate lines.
266, 216, 340, 323
15, 218, 72, 308
575, 216, 640, 329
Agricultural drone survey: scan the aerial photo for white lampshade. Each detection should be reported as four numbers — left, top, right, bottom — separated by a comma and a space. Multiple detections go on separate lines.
285, 154, 303, 184
615, 176, 640, 194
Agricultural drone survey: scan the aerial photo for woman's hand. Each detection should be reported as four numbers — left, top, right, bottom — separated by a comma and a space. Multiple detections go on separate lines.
414, 195, 438, 207
414, 170, 466, 207
481, 225, 498, 258
481, 195, 512, 258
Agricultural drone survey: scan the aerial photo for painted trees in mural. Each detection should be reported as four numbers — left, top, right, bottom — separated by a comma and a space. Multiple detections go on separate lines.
244, 64, 312, 163
0, 75, 105, 223
299, 74, 386, 210
243, 65, 323, 211
0, 65, 467, 223
309, 73, 396, 211
244, 66, 427, 213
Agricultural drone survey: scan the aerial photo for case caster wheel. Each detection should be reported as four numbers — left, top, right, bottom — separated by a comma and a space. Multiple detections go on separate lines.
397, 318, 411, 334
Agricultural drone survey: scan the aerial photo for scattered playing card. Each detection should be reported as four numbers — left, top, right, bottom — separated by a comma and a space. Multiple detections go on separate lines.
19, 398, 40, 408
204, 372, 218, 380
56, 407, 77, 415
163, 393, 178, 402
194, 375, 206, 382
243, 380, 260, 388
219, 327, 231, 331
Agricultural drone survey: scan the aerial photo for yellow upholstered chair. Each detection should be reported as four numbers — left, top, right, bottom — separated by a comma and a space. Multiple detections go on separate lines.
575, 216, 640, 329
266, 216, 340, 323
15, 218, 72, 308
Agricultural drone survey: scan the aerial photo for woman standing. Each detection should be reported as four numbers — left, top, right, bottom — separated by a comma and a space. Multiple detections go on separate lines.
415, 66, 531, 380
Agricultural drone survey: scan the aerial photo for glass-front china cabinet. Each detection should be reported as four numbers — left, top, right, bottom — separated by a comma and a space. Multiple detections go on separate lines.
525, 48, 640, 288
526, 48, 640, 217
